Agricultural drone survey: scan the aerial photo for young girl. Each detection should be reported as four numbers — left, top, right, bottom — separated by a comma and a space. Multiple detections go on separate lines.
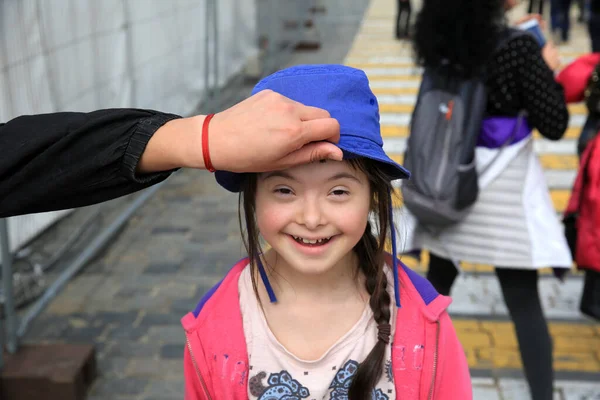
181, 65, 471, 400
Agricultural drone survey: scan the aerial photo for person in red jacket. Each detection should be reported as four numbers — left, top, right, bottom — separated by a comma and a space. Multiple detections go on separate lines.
564, 134, 600, 320
557, 54, 600, 320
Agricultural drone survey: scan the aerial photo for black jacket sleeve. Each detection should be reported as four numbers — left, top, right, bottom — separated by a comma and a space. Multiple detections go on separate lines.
0, 108, 182, 218
486, 34, 569, 141
515, 36, 569, 140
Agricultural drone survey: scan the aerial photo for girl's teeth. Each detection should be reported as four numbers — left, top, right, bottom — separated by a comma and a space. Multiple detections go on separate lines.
292, 236, 331, 244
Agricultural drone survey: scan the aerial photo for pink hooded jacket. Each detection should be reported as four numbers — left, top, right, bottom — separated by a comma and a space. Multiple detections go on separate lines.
181, 256, 472, 399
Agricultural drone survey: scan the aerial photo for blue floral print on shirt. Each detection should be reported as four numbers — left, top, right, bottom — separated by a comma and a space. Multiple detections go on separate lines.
249, 360, 391, 400
329, 360, 389, 400
254, 370, 310, 399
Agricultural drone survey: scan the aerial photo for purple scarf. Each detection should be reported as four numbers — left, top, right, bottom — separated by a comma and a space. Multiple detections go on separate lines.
477, 116, 532, 149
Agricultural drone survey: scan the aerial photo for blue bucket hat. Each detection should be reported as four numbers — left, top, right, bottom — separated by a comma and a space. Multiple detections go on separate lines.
215, 64, 411, 306
216, 64, 409, 191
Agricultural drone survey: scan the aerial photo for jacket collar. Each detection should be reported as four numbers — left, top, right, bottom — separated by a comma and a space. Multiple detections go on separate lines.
183, 255, 451, 332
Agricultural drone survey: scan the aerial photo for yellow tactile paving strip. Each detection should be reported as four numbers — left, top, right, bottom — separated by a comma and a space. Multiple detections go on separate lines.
454, 319, 600, 372
348, 0, 599, 376
370, 87, 419, 95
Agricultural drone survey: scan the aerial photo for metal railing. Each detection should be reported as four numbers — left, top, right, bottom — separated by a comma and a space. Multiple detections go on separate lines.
0, 0, 218, 369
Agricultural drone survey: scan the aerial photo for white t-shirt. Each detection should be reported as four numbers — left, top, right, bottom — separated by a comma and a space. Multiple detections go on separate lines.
239, 265, 397, 399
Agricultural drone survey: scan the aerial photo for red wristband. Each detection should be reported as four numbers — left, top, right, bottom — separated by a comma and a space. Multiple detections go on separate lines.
202, 114, 216, 172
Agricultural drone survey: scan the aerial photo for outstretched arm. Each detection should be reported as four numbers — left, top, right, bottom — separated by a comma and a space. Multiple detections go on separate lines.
0, 90, 341, 218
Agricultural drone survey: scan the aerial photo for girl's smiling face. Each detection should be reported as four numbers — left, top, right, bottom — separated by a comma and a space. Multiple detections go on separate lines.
255, 160, 371, 276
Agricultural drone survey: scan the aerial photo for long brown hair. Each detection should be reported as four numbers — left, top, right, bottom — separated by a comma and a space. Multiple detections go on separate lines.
239, 159, 395, 398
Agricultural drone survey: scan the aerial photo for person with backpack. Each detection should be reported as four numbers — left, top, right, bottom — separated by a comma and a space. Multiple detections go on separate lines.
402, 1, 570, 399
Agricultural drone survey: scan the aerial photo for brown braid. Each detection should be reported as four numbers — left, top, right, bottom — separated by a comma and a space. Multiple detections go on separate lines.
348, 224, 392, 398
347, 159, 394, 399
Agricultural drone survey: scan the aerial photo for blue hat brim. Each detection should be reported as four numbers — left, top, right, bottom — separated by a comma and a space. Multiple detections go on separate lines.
215, 137, 411, 193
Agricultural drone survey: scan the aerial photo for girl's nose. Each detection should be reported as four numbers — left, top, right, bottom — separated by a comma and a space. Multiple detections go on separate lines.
297, 197, 325, 230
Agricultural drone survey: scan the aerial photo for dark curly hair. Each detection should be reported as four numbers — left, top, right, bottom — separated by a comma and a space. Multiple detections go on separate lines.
413, 0, 507, 78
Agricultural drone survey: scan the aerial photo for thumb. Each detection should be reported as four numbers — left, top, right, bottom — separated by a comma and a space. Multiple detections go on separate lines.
277, 142, 343, 169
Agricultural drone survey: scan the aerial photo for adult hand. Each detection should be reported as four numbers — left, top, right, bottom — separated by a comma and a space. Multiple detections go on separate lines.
138, 90, 341, 174
542, 41, 561, 71
208, 89, 342, 172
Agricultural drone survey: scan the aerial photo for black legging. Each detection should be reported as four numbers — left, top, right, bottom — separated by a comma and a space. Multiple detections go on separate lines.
427, 252, 554, 400
396, 0, 412, 38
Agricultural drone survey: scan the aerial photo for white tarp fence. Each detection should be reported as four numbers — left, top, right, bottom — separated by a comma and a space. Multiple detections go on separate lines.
0, 0, 258, 256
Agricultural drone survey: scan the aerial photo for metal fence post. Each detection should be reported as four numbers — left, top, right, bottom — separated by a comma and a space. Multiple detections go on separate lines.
202, 0, 220, 114
204, 0, 211, 111
0, 219, 18, 361
212, 0, 219, 107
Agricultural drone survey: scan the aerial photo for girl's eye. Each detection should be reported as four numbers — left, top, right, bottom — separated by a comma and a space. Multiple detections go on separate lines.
274, 187, 293, 195
331, 189, 349, 196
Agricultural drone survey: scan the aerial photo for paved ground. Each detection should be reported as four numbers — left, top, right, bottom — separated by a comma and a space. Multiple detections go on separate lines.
13, 0, 600, 399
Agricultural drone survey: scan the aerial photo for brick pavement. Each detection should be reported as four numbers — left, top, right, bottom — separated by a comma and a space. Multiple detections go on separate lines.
18, 0, 600, 399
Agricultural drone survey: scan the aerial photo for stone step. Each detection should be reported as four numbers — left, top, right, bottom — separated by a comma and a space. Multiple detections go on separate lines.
1, 344, 97, 400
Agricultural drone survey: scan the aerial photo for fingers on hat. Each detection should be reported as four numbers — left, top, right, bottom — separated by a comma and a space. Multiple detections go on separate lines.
297, 104, 331, 120
278, 141, 343, 168
300, 118, 341, 144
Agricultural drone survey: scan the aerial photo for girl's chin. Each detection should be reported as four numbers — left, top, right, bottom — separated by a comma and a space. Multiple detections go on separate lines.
283, 260, 341, 276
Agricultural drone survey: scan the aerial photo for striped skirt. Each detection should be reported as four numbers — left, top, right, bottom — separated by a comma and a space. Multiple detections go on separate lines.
401, 139, 572, 270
